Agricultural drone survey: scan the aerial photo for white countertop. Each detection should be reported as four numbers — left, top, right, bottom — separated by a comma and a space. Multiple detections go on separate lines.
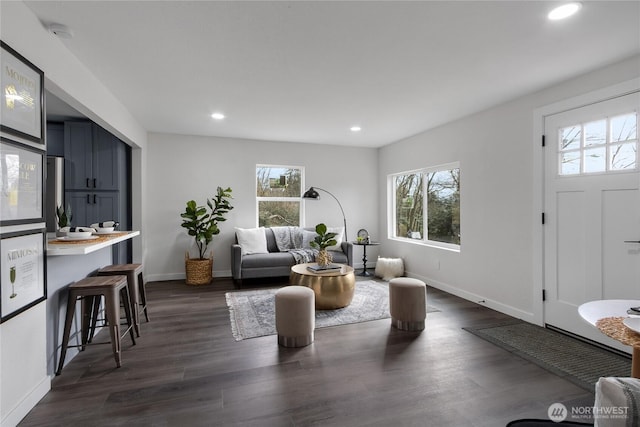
46, 231, 140, 256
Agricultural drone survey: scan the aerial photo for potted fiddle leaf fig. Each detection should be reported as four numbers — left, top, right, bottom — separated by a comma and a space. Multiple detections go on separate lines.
180, 186, 233, 285
310, 223, 338, 267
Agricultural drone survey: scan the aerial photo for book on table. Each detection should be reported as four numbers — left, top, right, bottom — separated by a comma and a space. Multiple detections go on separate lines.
307, 264, 341, 273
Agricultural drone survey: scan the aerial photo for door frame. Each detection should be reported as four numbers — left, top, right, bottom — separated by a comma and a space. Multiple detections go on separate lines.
532, 77, 640, 327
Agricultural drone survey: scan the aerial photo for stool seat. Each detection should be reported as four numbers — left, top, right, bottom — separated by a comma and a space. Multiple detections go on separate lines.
389, 277, 427, 331
275, 286, 315, 347
98, 264, 148, 337
56, 275, 136, 375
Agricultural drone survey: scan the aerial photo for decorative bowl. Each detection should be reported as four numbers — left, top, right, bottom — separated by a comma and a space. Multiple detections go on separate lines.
94, 227, 115, 234
66, 231, 93, 239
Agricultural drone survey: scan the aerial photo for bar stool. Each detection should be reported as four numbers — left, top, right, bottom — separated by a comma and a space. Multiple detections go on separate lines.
56, 275, 136, 375
97, 264, 148, 337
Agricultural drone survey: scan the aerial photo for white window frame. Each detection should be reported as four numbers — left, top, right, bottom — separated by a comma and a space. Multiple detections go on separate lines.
388, 161, 461, 252
557, 112, 638, 176
256, 164, 305, 227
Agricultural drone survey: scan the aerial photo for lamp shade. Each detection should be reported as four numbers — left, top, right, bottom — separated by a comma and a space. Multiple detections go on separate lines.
302, 186, 348, 241
302, 187, 320, 199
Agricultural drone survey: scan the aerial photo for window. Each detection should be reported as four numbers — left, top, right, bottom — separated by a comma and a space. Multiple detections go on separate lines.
558, 112, 638, 176
391, 163, 460, 249
256, 165, 303, 227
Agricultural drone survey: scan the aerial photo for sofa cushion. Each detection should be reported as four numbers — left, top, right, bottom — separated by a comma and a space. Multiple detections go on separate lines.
242, 251, 296, 269
235, 227, 268, 256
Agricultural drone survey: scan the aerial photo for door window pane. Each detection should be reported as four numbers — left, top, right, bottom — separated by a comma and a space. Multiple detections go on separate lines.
611, 113, 637, 142
610, 143, 637, 171
560, 151, 581, 175
560, 125, 581, 151
583, 147, 606, 173
584, 120, 606, 146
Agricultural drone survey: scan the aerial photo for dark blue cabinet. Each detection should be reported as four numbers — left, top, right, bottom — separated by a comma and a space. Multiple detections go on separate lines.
63, 120, 130, 264
65, 191, 119, 228
64, 121, 121, 191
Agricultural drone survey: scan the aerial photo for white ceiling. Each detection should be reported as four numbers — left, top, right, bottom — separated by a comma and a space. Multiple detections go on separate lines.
25, 1, 640, 148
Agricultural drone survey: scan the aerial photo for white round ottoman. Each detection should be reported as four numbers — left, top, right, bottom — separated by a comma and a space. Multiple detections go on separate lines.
389, 277, 426, 331
275, 286, 315, 347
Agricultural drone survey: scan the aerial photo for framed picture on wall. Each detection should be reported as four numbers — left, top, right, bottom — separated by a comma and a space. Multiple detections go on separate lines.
0, 41, 44, 145
0, 138, 45, 225
0, 229, 47, 323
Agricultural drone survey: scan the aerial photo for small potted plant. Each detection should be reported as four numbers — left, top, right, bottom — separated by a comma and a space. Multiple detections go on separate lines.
180, 186, 233, 285
55, 204, 72, 236
310, 223, 338, 267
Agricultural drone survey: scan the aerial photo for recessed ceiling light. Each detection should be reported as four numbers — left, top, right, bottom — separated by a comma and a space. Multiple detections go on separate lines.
211, 112, 225, 120
350, 126, 362, 132
548, 2, 582, 20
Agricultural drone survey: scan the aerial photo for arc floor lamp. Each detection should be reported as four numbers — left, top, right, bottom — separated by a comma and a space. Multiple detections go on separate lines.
302, 187, 348, 241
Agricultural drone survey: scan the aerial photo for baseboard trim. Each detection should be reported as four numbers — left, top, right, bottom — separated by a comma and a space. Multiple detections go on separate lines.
406, 271, 539, 326
1, 375, 50, 427
146, 270, 234, 283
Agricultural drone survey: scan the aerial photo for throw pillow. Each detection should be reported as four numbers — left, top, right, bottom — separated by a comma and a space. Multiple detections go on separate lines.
235, 227, 268, 256
326, 226, 344, 251
375, 257, 404, 281
302, 230, 317, 249
594, 377, 640, 427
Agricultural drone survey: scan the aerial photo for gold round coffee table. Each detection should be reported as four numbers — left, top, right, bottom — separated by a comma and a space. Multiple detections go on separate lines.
289, 263, 356, 310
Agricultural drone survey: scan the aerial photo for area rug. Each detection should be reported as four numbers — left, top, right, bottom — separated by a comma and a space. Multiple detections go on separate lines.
225, 280, 437, 341
464, 322, 632, 392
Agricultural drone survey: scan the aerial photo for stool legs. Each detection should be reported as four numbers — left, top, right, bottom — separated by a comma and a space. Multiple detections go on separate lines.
57, 291, 79, 376
104, 286, 136, 368
121, 287, 136, 345
56, 276, 136, 376
98, 265, 148, 336
138, 271, 150, 322
125, 271, 141, 337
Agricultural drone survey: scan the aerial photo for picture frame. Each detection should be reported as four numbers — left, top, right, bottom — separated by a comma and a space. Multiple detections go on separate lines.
1, 229, 47, 323
0, 41, 44, 145
0, 138, 45, 225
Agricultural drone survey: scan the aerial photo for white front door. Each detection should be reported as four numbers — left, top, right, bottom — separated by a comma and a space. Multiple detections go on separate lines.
544, 91, 640, 352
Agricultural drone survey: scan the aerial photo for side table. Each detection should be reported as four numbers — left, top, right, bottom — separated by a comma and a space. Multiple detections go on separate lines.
578, 299, 640, 378
352, 242, 380, 277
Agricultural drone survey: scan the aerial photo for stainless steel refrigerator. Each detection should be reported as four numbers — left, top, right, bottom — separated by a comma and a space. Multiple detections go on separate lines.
45, 156, 64, 232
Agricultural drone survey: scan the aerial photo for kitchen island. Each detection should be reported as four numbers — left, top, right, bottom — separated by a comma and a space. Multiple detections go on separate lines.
46, 231, 140, 376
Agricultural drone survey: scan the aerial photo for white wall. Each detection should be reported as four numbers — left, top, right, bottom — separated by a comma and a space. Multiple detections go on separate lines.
0, 2, 147, 425
0, 1, 149, 268
145, 133, 379, 282
378, 55, 640, 323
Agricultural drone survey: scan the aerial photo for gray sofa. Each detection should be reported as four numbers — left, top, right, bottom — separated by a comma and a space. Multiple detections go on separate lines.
231, 227, 353, 283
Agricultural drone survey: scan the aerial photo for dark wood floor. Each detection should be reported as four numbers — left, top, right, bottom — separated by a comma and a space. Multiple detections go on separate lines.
19, 277, 596, 426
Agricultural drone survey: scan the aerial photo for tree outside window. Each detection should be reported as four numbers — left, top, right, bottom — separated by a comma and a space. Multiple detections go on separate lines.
256, 165, 302, 227
392, 163, 460, 248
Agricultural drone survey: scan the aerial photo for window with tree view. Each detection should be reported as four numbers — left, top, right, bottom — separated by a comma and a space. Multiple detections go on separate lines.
256, 165, 303, 227
392, 163, 460, 248
558, 112, 638, 176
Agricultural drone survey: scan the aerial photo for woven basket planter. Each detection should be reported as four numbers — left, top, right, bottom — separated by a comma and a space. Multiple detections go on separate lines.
185, 253, 213, 285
